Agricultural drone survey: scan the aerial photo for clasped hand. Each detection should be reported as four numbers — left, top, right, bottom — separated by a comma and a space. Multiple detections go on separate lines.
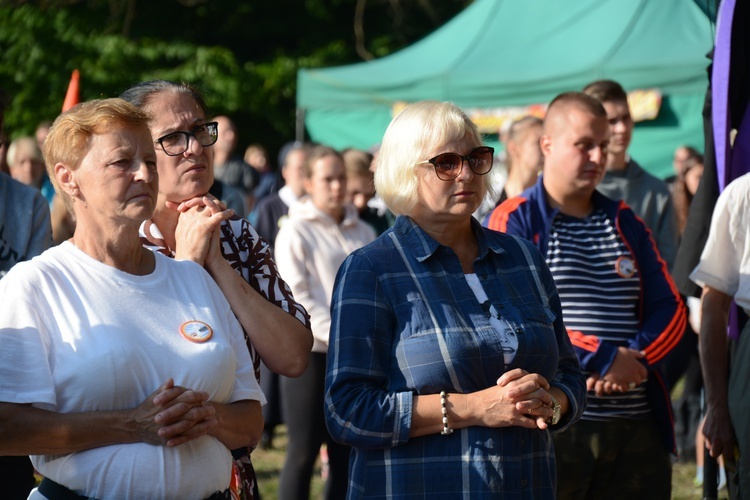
477, 368, 555, 430
132, 378, 217, 447
166, 195, 233, 267
586, 346, 647, 396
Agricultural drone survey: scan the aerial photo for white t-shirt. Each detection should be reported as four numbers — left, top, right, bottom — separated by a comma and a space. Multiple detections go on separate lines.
691, 172, 750, 315
0, 242, 264, 499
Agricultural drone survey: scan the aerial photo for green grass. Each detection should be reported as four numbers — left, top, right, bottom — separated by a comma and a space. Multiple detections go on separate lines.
252, 426, 726, 499
253, 426, 324, 499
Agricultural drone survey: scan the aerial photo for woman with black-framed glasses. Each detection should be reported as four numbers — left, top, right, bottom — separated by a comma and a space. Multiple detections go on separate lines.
324, 100, 587, 499
120, 80, 314, 500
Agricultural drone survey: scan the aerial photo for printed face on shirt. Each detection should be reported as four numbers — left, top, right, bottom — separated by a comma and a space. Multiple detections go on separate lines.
601, 99, 633, 156
541, 106, 609, 200
70, 124, 158, 227
305, 154, 347, 221
145, 91, 214, 204
411, 137, 486, 224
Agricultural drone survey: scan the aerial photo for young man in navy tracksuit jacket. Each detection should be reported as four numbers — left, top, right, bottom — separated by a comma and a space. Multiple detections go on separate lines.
485, 92, 685, 499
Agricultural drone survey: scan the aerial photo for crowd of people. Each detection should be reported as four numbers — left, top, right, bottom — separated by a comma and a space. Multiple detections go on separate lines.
0, 68, 745, 500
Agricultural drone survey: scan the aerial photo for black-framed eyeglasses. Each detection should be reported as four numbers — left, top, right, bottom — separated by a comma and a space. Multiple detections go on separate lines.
415, 146, 494, 181
155, 122, 219, 156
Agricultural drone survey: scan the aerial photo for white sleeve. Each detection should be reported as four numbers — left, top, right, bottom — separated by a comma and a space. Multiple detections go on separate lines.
0, 265, 57, 408
690, 179, 747, 295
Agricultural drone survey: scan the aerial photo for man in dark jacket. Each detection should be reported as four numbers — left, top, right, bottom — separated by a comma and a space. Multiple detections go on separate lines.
485, 91, 685, 499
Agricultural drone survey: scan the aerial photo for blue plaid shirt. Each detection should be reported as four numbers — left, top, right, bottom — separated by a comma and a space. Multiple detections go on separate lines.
325, 216, 586, 499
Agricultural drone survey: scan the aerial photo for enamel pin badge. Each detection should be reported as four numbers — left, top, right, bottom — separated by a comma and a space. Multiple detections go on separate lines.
615, 256, 636, 279
180, 320, 214, 343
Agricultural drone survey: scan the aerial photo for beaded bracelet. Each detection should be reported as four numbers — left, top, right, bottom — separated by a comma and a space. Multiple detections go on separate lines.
440, 390, 453, 435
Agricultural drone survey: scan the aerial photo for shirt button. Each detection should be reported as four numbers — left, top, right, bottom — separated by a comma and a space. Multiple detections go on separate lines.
519, 439, 525, 447
521, 479, 528, 487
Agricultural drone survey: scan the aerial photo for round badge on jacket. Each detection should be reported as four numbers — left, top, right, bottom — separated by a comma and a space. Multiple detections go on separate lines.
615, 256, 636, 279
180, 320, 214, 343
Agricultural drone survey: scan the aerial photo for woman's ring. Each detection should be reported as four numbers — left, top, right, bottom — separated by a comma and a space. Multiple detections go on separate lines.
628, 382, 636, 389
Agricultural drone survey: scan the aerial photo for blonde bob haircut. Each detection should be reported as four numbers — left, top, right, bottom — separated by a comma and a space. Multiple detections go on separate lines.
374, 100, 496, 216
43, 98, 152, 212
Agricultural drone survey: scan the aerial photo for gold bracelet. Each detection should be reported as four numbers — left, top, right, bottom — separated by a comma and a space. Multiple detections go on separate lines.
440, 390, 453, 435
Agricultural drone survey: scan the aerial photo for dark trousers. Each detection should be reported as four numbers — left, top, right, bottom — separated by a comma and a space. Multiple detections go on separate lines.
260, 360, 283, 433
278, 352, 349, 500
554, 417, 671, 500
0, 456, 35, 500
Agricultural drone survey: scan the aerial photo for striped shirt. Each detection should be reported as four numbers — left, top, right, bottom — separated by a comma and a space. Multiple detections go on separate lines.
547, 210, 649, 420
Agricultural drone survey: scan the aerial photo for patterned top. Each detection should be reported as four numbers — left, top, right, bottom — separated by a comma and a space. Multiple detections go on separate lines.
140, 215, 311, 382
325, 216, 586, 499
547, 210, 649, 420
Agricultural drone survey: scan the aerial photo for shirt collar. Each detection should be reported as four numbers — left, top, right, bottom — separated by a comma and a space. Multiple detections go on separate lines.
393, 215, 505, 263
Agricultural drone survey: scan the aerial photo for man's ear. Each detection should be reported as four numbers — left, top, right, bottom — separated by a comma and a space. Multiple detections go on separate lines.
506, 139, 518, 158
540, 135, 552, 158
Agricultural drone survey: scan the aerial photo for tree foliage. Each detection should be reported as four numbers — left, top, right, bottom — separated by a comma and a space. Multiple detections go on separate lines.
0, 0, 471, 158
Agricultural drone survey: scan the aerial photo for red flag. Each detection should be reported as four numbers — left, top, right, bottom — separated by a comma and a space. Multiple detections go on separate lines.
62, 69, 80, 112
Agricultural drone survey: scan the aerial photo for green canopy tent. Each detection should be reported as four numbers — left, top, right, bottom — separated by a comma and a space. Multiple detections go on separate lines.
297, 0, 715, 178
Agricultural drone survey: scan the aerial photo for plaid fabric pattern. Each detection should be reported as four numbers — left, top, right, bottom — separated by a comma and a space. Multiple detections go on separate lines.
325, 216, 586, 499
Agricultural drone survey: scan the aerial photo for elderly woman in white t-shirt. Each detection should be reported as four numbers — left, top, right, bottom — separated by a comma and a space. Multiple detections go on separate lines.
0, 98, 264, 499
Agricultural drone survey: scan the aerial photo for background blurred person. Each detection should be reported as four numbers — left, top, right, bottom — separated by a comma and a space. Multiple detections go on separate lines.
7, 137, 43, 187
34, 120, 52, 151
342, 147, 390, 235
674, 154, 705, 236
252, 142, 310, 450
668, 150, 706, 451
0, 89, 51, 500
669, 145, 702, 186
0, 97, 265, 499
501, 116, 544, 201
326, 100, 586, 498
120, 79, 313, 499
253, 142, 309, 253
212, 115, 259, 216
6, 136, 55, 205
667, 152, 720, 487
583, 80, 678, 270
246, 143, 279, 208
476, 115, 543, 222
0, 169, 51, 278
0, 130, 9, 175
275, 145, 376, 500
